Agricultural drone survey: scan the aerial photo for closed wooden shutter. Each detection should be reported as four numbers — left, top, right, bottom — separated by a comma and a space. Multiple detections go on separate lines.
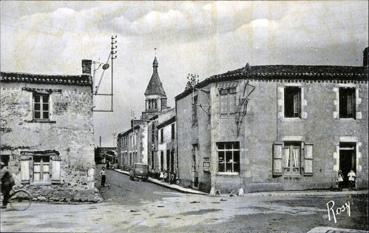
304, 144, 313, 176
20, 156, 31, 184
51, 158, 61, 184
273, 143, 283, 176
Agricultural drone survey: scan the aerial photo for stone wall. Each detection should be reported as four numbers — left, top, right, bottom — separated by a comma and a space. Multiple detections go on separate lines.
0, 81, 97, 202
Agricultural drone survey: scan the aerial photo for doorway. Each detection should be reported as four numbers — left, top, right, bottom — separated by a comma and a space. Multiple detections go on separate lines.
192, 144, 199, 189
339, 142, 356, 188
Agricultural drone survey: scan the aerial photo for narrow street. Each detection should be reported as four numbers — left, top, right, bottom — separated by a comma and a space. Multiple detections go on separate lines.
1, 169, 368, 233
96, 168, 179, 205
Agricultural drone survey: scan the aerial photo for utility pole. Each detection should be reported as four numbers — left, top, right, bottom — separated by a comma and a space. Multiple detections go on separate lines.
111, 35, 118, 112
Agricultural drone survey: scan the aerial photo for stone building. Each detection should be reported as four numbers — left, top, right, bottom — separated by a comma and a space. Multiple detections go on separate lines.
156, 108, 176, 181
117, 55, 169, 171
0, 60, 100, 202
175, 48, 368, 193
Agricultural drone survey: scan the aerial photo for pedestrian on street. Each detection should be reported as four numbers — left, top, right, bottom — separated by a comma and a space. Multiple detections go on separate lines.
336, 170, 344, 191
100, 167, 106, 187
0, 162, 15, 209
348, 169, 356, 190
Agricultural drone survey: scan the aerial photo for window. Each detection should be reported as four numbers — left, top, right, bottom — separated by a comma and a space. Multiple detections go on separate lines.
33, 156, 50, 183
171, 123, 175, 140
160, 129, 164, 143
283, 142, 301, 175
0, 155, 9, 167
339, 87, 355, 118
151, 124, 155, 143
192, 95, 198, 126
284, 87, 301, 118
33, 93, 49, 120
220, 87, 237, 115
217, 142, 240, 173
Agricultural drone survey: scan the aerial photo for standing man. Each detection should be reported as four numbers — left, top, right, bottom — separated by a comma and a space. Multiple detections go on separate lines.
0, 162, 15, 208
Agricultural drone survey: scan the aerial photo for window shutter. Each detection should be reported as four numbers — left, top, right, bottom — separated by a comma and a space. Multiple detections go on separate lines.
229, 94, 237, 113
273, 143, 283, 176
304, 144, 313, 176
51, 158, 61, 184
220, 94, 228, 114
20, 156, 31, 184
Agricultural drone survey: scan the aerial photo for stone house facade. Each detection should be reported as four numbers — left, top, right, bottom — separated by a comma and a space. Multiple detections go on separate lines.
0, 60, 100, 202
156, 108, 177, 181
175, 49, 368, 193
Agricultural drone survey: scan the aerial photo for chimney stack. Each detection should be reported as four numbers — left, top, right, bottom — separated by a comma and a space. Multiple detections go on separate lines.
82, 59, 92, 75
364, 47, 368, 66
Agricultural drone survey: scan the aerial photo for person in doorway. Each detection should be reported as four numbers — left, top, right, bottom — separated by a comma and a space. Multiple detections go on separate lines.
348, 169, 356, 190
336, 170, 344, 191
0, 162, 15, 209
100, 167, 106, 187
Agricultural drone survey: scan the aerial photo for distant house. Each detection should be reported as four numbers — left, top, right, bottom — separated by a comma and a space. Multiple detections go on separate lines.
175, 48, 368, 193
156, 108, 176, 182
0, 60, 98, 202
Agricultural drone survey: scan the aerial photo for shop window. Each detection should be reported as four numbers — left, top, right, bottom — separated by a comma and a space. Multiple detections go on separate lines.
220, 87, 237, 116
217, 142, 240, 173
283, 142, 301, 175
284, 87, 301, 118
33, 93, 49, 120
339, 87, 356, 118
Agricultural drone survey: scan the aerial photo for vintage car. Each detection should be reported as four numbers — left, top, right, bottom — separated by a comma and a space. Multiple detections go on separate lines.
129, 163, 149, 181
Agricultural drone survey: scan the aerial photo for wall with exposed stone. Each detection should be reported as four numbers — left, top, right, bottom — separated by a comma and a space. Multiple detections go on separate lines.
0, 81, 101, 202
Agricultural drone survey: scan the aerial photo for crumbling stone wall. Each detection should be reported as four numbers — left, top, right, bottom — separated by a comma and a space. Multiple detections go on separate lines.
0, 82, 99, 202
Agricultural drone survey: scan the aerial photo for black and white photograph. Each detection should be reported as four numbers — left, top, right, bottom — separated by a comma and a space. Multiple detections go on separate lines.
0, 1, 368, 232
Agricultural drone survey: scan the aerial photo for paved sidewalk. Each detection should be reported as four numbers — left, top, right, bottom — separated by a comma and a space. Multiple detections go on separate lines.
113, 168, 207, 195
113, 168, 368, 198
308, 226, 369, 233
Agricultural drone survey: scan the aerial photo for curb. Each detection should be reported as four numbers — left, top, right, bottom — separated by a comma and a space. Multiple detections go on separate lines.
113, 169, 367, 198
113, 169, 206, 195
307, 226, 369, 233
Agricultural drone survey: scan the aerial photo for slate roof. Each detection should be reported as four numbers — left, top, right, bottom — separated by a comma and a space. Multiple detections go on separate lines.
0, 72, 92, 86
144, 57, 166, 96
175, 64, 368, 101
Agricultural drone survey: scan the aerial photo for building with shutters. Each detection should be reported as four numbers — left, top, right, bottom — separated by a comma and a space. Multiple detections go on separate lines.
175, 48, 368, 193
0, 60, 98, 202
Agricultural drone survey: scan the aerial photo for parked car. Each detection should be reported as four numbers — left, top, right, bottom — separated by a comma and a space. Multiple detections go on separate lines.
129, 163, 149, 181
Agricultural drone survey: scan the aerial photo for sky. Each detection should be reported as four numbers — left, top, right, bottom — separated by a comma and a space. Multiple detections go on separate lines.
1, 1, 368, 147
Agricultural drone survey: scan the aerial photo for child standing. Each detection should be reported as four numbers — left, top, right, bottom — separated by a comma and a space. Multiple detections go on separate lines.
348, 169, 356, 190
336, 170, 344, 191
100, 167, 106, 187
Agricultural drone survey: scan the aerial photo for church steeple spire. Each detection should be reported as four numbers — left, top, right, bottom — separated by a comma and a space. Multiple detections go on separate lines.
144, 51, 166, 97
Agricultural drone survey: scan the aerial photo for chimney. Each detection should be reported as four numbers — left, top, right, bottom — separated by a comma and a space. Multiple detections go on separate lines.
82, 59, 92, 75
364, 47, 368, 66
